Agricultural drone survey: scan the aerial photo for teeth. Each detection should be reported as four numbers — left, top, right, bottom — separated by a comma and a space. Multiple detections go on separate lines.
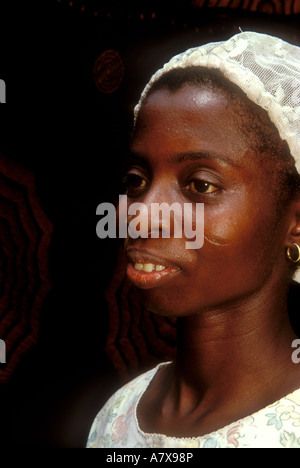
134, 263, 166, 272
143, 263, 155, 273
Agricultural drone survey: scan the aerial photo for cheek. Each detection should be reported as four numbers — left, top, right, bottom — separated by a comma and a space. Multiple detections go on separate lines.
204, 190, 277, 252
199, 190, 283, 287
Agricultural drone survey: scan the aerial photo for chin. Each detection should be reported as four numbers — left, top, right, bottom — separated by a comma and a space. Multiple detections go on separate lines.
139, 289, 190, 318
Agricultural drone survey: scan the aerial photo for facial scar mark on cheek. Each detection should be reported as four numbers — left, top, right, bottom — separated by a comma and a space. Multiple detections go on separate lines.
203, 234, 231, 247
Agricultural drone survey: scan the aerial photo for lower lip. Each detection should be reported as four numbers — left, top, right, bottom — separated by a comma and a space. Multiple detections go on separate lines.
126, 263, 181, 289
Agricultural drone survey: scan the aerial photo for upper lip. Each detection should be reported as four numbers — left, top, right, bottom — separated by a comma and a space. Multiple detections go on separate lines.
126, 248, 181, 270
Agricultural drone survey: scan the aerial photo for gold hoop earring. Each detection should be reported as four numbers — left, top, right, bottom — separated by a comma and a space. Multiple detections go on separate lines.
286, 243, 300, 263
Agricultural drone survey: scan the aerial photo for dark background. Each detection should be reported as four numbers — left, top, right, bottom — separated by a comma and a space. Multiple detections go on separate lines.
0, 0, 299, 448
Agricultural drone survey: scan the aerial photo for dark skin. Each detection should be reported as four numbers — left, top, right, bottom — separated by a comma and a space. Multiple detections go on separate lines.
122, 84, 300, 438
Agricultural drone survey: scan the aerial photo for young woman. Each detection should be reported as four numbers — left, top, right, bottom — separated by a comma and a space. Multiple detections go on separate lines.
87, 31, 300, 448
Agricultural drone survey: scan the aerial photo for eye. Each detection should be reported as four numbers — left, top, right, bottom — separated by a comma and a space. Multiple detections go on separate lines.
184, 179, 219, 195
122, 172, 148, 196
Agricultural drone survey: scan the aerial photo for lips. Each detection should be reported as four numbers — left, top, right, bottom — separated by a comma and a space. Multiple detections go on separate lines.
126, 249, 181, 289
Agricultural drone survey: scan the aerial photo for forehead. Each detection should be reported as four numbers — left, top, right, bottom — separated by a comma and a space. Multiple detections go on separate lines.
132, 85, 250, 165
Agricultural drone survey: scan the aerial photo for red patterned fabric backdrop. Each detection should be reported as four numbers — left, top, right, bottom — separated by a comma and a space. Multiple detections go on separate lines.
0, 153, 52, 382
191, 0, 300, 15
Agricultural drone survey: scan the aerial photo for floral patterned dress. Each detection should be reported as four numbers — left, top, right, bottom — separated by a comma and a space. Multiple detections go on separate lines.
87, 362, 300, 448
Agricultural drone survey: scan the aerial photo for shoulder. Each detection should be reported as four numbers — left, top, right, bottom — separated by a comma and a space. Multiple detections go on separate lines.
86, 362, 169, 448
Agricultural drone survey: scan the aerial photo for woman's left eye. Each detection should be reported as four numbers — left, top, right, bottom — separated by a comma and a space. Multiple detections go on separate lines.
184, 179, 219, 194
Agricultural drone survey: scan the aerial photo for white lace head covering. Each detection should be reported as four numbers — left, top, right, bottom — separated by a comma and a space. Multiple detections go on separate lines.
134, 31, 300, 173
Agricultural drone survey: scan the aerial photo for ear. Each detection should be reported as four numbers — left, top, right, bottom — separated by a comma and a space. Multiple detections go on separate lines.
285, 198, 300, 246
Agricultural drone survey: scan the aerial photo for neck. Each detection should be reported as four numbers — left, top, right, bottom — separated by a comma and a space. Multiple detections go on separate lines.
173, 281, 297, 413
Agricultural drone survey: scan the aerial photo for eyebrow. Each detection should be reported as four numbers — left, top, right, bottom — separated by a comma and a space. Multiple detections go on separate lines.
128, 150, 240, 168
170, 151, 240, 167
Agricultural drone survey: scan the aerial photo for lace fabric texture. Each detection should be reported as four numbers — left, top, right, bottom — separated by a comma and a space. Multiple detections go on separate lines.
135, 32, 300, 173
87, 362, 300, 448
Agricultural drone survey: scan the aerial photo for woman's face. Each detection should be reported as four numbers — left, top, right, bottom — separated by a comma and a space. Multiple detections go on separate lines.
123, 84, 290, 317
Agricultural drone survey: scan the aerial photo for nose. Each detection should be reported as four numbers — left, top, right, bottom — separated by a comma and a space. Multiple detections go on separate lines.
127, 182, 181, 239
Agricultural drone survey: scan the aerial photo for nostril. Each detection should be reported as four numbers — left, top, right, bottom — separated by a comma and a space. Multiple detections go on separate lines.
149, 225, 171, 239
